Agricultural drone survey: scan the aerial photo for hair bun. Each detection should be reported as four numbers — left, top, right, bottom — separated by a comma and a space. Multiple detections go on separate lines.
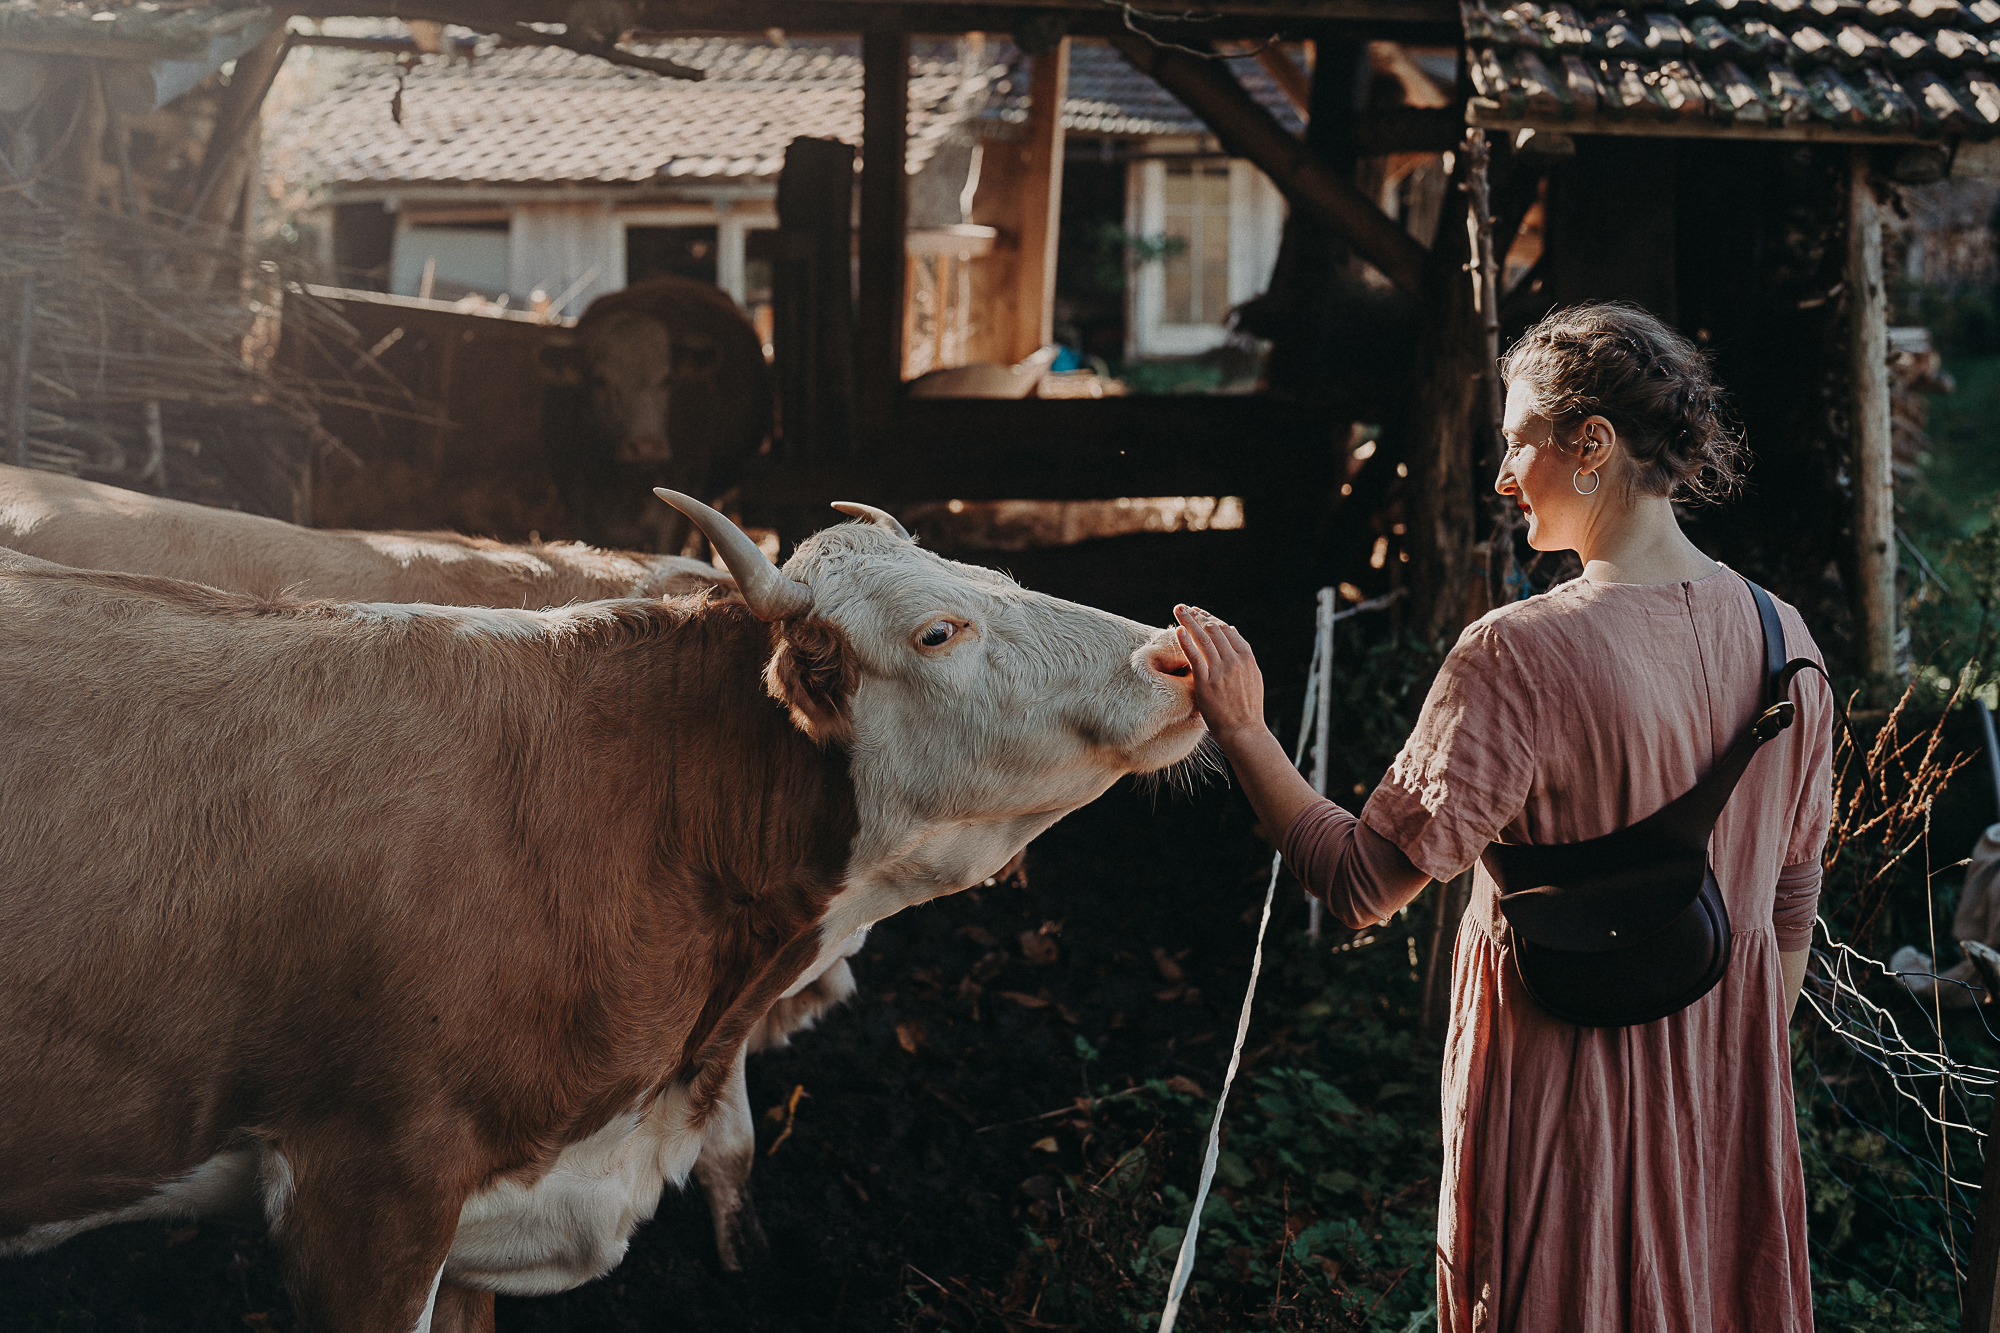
1501, 302, 1745, 505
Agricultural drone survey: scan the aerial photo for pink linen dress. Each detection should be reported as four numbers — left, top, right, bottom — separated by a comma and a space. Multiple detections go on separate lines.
1318, 569, 1833, 1332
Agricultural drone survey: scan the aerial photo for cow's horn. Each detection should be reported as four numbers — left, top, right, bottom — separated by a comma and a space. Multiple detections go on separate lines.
831, 501, 910, 540
652, 489, 813, 621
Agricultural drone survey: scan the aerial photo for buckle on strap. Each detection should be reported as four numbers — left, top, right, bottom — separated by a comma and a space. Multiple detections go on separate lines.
1751, 700, 1796, 743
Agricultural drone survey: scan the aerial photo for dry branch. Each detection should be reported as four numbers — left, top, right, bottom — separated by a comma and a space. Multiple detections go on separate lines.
0, 181, 426, 487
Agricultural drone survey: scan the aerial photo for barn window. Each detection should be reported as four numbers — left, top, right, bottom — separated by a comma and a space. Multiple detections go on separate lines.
391, 220, 510, 302
1124, 156, 1284, 361
1160, 162, 1232, 327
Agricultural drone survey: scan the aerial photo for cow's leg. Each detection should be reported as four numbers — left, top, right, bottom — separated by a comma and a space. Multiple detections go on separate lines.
263, 1141, 460, 1333
429, 1283, 496, 1333
691, 1046, 766, 1272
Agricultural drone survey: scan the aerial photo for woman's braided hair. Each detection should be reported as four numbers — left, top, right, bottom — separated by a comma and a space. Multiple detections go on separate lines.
1499, 301, 1746, 504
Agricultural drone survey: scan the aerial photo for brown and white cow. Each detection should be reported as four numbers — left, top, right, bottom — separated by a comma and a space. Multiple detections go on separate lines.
0, 462, 848, 1274
0, 462, 727, 606
0, 493, 1206, 1332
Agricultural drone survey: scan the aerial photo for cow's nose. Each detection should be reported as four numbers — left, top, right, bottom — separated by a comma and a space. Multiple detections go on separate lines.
618, 435, 672, 464
1145, 643, 1193, 680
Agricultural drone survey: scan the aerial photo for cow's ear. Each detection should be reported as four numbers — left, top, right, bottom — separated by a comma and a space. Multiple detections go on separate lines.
764, 618, 856, 747
537, 334, 585, 385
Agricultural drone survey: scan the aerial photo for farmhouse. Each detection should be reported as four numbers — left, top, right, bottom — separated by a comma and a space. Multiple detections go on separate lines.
277, 32, 1306, 370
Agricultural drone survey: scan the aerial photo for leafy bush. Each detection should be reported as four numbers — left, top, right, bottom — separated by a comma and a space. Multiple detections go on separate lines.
905, 927, 1442, 1331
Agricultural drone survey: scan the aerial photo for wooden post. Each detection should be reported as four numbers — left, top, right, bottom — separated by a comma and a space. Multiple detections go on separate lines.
856, 27, 909, 444
1849, 147, 1898, 687
1010, 38, 1069, 364
1401, 144, 1481, 641
1306, 587, 1335, 939
773, 137, 855, 465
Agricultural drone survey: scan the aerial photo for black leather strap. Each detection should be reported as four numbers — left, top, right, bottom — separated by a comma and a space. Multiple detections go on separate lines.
1748, 578, 1787, 709
1748, 575, 1832, 714
1491, 577, 1814, 951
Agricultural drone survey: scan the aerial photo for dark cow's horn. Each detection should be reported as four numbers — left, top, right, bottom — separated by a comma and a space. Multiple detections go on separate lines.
652, 488, 813, 621
830, 501, 911, 540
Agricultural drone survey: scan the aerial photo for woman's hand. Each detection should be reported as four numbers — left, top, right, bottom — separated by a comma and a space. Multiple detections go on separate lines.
1173, 604, 1267, 744
1174, 604, 1325, 843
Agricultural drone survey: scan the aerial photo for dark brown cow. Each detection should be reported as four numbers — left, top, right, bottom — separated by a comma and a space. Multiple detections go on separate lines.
0, 496, 1205, 1331
540, 276, 772, 554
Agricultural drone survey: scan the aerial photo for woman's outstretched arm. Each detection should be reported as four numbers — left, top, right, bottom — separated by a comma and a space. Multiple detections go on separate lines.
1174, 605, 1431, 926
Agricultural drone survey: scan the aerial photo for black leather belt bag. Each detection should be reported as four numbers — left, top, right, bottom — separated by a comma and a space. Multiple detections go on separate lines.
1480, 579, 1822, 1028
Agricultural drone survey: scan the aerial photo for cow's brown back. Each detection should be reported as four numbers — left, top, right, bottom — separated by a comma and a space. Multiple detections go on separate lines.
0, 463, 722, 605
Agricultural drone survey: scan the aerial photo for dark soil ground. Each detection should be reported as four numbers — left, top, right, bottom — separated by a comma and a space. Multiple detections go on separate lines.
1, 531, 1338, 1333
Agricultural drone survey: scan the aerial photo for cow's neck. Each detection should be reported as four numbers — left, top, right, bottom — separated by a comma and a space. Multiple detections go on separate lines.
564, 601, 857, 1118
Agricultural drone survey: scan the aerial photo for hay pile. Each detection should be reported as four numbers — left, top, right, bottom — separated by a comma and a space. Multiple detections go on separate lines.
0, 182, 428, 513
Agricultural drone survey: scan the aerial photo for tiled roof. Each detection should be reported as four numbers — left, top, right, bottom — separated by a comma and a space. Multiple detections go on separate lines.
998, 40, 1308, 137
280, 38, 996, 187
1463, 0, 2000, 139
276, 35, 1305, 192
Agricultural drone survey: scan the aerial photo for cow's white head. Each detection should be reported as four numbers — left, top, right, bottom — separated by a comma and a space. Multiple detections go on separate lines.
657, 490, 1211, 912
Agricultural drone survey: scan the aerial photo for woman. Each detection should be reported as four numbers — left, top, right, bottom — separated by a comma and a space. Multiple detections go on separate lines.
1175, 302, 1831, 1332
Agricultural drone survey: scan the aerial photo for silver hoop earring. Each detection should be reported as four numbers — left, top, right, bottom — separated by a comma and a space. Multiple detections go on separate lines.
1573, 468, 1600, 496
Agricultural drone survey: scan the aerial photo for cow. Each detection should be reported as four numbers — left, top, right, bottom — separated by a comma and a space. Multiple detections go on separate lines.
0, 492, 1207, 1332
0, 461, 845, 1274
0, 462, 728, 605
539, 276, 772, 555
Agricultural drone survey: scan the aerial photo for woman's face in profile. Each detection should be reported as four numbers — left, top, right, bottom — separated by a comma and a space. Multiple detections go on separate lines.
1495, 380, 1612, 554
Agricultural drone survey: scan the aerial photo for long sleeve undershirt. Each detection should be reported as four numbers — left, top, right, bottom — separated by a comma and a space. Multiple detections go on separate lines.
1281, 799, 1432, 931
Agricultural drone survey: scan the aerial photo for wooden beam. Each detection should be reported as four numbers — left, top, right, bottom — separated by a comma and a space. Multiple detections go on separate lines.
1254, 44, 1312, 121
1108, 31, 1428, 297
856, 26, 908, 442
1011, 38, 1069, 363
181, 24, 291, 228
280, 0, 1459, 26
1470, 104, 1935, 146
1349, 105, 1465, 154
1849, 146, 1897, 686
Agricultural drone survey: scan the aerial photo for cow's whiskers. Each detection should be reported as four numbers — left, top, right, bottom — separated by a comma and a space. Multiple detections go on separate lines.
1135, 732, 1226, 802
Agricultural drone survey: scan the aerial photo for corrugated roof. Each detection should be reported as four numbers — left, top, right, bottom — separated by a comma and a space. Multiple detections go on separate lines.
276, 36, 1305, 192
1463, 0, 2000, 140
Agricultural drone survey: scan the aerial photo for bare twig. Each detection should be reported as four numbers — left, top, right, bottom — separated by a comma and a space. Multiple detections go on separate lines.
422, 8, 704, 79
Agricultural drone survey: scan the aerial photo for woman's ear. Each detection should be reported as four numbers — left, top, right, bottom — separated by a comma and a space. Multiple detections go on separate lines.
764, 618, 858, 747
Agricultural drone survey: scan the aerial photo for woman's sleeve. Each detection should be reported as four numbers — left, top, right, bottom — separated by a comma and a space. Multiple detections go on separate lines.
1776, 649, 1835, 950
1358, 621, 1538, 883
1282, 800, 1432, 929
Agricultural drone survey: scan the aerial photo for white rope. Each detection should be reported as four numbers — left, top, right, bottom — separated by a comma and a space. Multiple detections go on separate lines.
1157, 597, 1328, 1333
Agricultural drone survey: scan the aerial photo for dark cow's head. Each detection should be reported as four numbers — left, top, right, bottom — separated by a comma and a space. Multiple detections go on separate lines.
541, 312, 728, 465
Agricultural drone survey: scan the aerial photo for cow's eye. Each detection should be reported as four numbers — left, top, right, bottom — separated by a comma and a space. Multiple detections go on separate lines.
918, 620, 955, 648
